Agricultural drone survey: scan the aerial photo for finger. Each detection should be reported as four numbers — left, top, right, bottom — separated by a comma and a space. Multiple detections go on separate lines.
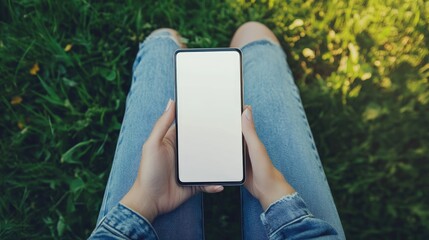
242, 106, 259, 142
241, 107, 271, 169
148, 99, 175, 143
244, 155, 253, 188
164, 124, 176, 144
199, 185, 224, 193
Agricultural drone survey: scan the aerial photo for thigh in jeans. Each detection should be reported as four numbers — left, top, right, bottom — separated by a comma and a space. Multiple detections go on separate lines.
240, 40, 345, 239
96, 32, 204, 240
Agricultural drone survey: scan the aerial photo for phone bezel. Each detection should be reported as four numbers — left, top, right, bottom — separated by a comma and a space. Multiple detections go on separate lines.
174, 48, 246, 186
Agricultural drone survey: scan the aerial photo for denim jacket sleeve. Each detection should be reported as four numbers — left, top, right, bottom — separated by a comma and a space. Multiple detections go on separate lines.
89, 192, 338, 240
261, 192, 339, 240
89, 203, 157, 240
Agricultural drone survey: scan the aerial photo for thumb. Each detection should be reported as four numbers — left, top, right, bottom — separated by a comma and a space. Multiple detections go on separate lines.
199, 185, 224, 193
148, 99, 175, 143
241, 106, 271, 169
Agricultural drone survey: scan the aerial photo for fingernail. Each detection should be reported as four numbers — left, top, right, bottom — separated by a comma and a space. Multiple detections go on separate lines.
215, 186, 224, 191
164, 99, 172, 112
244, 108, 252, 121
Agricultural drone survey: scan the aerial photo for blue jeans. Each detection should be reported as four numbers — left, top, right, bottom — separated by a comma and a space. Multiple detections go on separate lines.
97, 31, 345, 240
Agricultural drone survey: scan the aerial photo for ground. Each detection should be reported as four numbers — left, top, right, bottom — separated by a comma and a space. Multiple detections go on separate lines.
1, 0, 428, 239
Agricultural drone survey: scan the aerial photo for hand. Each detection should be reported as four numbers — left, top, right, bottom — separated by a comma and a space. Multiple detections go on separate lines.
241, 106, 296, 210
120, 99, 224, 222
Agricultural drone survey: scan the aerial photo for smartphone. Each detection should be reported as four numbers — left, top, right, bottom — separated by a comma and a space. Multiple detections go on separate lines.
175, 48, 245, 185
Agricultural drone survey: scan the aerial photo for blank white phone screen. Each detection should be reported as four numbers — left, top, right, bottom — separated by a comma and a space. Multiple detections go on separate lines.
175, 49, 244, 184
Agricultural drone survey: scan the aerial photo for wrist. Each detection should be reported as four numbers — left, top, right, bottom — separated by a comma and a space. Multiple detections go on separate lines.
120, 183, 158, 222
260, 181, 295, 210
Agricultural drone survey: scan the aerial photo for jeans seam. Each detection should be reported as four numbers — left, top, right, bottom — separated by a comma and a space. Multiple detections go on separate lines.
293, 87, 326, 179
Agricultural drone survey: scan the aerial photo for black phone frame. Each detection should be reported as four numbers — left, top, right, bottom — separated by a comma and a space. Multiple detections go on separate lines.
174, 48, 246, 186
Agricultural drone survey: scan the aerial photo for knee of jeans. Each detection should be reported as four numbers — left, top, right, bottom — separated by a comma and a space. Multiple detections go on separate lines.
132, 33, 180, 73
241, 40, 296, 88
241, 39, 281, 51
140, 30, 180, 51
241, 39, 288, 65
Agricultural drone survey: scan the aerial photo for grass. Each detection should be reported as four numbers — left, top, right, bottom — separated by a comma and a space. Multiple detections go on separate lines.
1, 0, 428, 239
